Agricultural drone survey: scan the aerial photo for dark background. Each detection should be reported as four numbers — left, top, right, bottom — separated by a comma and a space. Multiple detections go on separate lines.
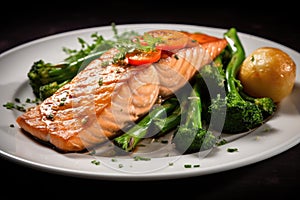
1, 1, 299, 199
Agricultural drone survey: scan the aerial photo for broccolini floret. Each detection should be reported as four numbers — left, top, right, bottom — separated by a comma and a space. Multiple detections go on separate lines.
240, 90, 277, 119
195, 49, 230, 129
39, 80, 70, 100
172, 80, 217, 154
208, 28, 276, 134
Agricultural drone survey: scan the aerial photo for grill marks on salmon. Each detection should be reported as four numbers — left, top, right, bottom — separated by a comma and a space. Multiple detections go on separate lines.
16, 29, 228, 152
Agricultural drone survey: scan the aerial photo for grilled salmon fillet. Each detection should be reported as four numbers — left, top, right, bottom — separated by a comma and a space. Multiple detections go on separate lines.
16, 29, 228, 152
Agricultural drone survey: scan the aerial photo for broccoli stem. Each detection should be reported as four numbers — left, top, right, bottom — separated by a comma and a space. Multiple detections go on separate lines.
48, 50, 105, 77
152, 105, 181, 136
184, 82, 202, 129
113, 97, 179, 152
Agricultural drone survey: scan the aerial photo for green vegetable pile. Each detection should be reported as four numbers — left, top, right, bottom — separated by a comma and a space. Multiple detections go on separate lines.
26, 25, 277, 154
114, 28, 276, 154
208, 28, 277, 134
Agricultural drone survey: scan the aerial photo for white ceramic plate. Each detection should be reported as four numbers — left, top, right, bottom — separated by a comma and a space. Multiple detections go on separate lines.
0, 23, 299, 180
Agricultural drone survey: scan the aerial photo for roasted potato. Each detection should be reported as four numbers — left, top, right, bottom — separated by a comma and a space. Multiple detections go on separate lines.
238, 47, 296, 103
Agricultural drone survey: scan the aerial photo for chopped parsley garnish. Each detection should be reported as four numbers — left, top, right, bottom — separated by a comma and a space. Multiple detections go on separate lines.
91, 159, 100, 165
3, 102, 15, 109
14, 98, 21, 103
98, 77, 103, 86
3, 102, 26, 112
227, 148, 238, 153
184, 164, 201, 168
133, 156, 151, 161
46, 113, 54, 120
216, 139, 228, 146
101, 60, 110, 67
3, 97, 41, 112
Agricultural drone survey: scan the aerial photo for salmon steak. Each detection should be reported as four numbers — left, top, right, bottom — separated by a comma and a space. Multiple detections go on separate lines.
16, 29, 228, 152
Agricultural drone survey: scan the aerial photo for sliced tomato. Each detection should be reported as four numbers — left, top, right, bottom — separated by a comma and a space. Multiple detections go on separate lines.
145, 30, 190, 51
126, 49, 162, 66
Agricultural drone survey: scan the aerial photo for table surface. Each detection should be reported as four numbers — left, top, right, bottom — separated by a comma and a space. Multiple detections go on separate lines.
1, 2, 299, 198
